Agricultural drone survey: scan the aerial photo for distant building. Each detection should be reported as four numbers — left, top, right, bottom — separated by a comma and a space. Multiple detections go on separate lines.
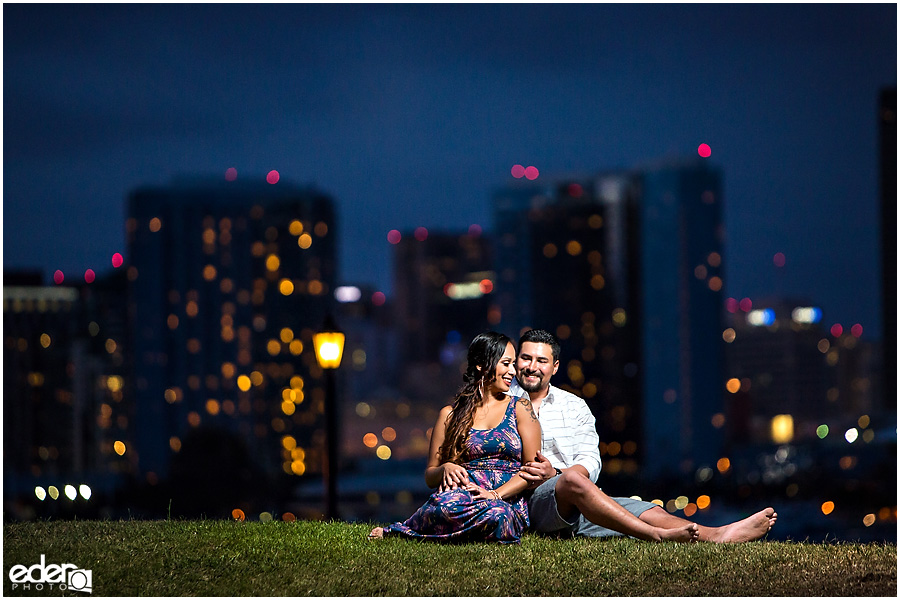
636, 161, 725, 479
3, 268, 129, 511
126, 178, 337, 482
879, 87, 896, 411
391, 229, 495, 366
723, 297, 884, 447
492, 159, 726, 481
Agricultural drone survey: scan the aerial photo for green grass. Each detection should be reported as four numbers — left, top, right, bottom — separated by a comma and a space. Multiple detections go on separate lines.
3, 520, 896, 596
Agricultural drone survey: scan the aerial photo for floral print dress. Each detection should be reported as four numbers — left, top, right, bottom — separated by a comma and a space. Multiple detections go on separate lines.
382, 398, 529, 544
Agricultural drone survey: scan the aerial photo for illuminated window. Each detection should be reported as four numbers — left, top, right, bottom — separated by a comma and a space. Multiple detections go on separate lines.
771, 415, 794, 444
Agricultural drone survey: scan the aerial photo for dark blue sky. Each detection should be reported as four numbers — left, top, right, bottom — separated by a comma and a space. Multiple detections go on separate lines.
3, 3, 896, 338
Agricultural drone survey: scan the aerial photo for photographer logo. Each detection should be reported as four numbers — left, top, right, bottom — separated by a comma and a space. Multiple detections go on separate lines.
8, 555, 92, 593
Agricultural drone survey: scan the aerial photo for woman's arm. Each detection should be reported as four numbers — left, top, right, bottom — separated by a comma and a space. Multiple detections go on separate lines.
424, 405, 470, 489
492, 397, 542, 500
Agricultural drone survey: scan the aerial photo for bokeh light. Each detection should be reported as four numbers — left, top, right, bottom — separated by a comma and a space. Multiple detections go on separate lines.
511, 164, 525, 178
468, 224, 482, 236
225, 167, 237, 181
35, 486, 47, 501
266, 170, 280, 184
773, 252, 786, 267
112, 253, 124, 268
863, 514, 876, 527
387, 230, 401, 244
831, 323, 843, 337
64, 485, 77, 501
725, 297, 738, 313
414, 226, 428, 241
716, 457, 731, 473
363, 433, 378, 448
851, 323, 863, 337
739, 298, 752, 312
696, 495, 711, 510
816, 424, 829, 439
372, 291, 386, 306
524, 166, 540, 180
376, 445, 392, 460
844, 428, 859, 443
232, 508, 245, 521
84, 269, 96, 283
113, 441, 126, 455
53, 270, 64, 285
821, 501, 835, 515
726, 378, 741, 394
697, 143, 711, 158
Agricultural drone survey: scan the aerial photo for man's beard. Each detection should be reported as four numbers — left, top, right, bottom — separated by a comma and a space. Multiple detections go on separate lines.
517, 372, 544, 393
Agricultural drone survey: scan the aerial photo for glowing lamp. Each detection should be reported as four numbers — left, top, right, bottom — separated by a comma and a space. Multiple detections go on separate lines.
314, 319, 345, 370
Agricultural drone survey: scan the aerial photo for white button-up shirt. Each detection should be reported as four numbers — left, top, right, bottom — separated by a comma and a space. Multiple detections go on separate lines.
509, 380, 602, 483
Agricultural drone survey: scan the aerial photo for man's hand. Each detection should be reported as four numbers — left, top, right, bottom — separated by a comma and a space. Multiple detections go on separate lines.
438, 462, 470, 491
519, 451, 557, 490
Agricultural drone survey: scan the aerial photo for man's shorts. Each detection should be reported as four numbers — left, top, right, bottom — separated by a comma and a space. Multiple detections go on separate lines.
527, 475, 659, 538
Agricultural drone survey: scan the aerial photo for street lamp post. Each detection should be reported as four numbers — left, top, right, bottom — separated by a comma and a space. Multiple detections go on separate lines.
313, 316, 344, 521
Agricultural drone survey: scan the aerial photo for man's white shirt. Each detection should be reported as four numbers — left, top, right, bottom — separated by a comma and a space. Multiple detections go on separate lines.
509, 379, 602, 483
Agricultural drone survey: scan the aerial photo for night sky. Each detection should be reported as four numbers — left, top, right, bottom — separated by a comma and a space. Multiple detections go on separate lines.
3, 3, 896, 338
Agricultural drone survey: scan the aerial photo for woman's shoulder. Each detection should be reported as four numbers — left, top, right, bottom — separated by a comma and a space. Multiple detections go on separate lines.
439, 404, 454, 419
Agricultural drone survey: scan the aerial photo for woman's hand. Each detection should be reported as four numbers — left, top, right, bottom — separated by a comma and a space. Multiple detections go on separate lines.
438, 462, 470, 491
463, 482, 501, 502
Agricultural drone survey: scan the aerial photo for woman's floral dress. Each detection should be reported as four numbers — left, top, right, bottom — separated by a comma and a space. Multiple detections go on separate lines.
382, 398, 529, 544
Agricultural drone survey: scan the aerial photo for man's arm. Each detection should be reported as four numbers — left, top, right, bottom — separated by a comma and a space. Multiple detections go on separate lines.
567, 396, 602, 482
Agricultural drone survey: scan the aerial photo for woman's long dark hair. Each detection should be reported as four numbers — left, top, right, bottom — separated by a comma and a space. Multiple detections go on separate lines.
439, 331, 514, 464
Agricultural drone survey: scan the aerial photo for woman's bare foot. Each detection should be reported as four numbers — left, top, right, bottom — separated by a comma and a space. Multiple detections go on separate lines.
660, 523, 700, 543
367, 527, 384, 539
708, 508, 777, 543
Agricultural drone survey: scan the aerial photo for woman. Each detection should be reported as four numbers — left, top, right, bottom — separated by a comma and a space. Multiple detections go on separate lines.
369, 331, 541, 543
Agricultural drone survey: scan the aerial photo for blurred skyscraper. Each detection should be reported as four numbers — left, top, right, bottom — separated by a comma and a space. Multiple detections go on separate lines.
4, 269, 129, 515
492, 159, 725, 481
126, 178, 337, 485
878, 87, 896, 411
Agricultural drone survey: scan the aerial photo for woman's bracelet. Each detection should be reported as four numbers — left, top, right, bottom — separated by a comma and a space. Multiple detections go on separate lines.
490, 489, 501, 501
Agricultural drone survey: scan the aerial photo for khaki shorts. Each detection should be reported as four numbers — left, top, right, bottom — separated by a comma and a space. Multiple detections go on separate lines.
527, 475, 658, 538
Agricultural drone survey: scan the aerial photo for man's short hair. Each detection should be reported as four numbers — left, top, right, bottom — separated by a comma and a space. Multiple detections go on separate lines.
518, 328, 561, 362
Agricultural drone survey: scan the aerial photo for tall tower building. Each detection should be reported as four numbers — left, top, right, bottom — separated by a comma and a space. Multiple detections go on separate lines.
492, 173, 644, 477
638, 160, 725, 479
878, 88, 896, 411
126, 178, 337, 484
492, 160, 726, 482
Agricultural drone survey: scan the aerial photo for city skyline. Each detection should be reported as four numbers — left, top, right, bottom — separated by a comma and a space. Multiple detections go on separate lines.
3, 3, 897, 339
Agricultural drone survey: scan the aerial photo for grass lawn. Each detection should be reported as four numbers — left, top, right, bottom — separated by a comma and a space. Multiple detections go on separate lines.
3, 520, 896, 596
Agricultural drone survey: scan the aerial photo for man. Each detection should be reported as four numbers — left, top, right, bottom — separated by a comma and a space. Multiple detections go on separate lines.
514, 328, 777, 543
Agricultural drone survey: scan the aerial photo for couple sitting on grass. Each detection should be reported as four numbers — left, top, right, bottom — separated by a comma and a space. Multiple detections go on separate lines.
369, 329, 777, 544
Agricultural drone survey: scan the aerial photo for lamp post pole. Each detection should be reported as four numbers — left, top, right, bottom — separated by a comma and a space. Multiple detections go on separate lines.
323, 366, 338, 521
313, 316, 344, 522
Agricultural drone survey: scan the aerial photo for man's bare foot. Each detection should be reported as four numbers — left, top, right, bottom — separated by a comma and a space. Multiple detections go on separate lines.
708, 508, 777, 543
368, 527, 384, 539
660, 523, 700, 543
